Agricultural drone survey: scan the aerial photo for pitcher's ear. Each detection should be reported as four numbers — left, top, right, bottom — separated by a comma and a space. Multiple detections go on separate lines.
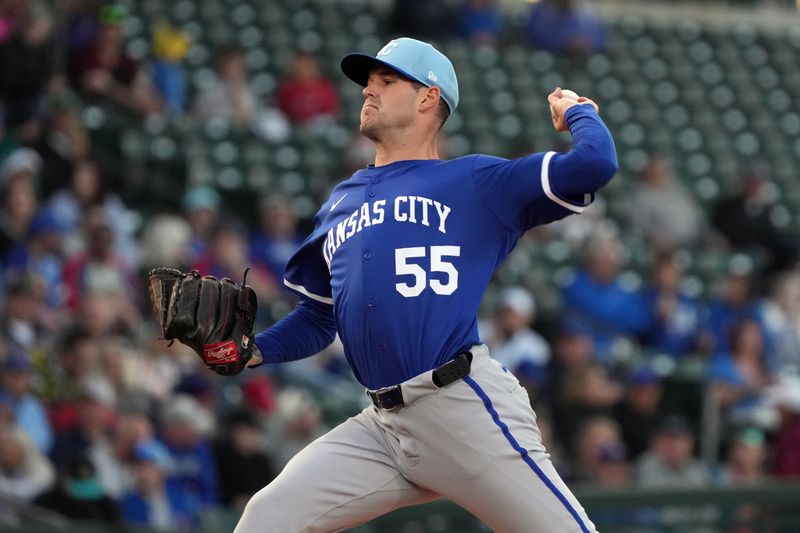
419, 86, 441, 112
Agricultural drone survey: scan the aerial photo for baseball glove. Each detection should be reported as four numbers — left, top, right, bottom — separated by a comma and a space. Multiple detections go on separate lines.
147, 267, 262, 376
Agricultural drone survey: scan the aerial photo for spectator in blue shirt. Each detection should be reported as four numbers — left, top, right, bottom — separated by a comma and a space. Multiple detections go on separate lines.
150, 25, 190, 119
705, 269, 775, 371
121, 440, 198, 531
524, 0, 607, 57
181, 186, 221, 265
1, 209, 67, 309
0, 423, 55, 502
480, 286, 551, 395
0, 272, 48, 357
159, 395, 219, 510
0, 352, 53, 454
49, 376, 123, 497
764, 271, 800, 374
388, 0, 459, 42
613, 367, 664, 459
0, 148, 40, 263
46, 158, 137, 266
250, 193, 305, 285
459, 0, 503, 46
641, 253, 708, 357
193, 219, 277, 304
707, 319, 774, 424
561, 230, 651, 362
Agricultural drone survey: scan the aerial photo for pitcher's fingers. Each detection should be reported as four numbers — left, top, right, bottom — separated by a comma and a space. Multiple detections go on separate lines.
578, 97, 600, 112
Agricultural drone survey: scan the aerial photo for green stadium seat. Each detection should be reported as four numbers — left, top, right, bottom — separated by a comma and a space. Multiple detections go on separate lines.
528, 50, 555, 73
171, 0, 197, 22
447, 134, 472, 158
620, 148, 649, 175
350, 14, 379, 38
697, 62, 725, 86
675, 19, 703, 42
632, 36, 659, 60
206, 22, 235, 47
212, 140, 240, 166
708, 84, 736, 109
120, 129, 149, 161
473, 46, 500, 69
494, 114, 523, 141
500, 44, 528, 71
237, 25, 264, 50
585, 54, 612, 79
731, 22, 759, 46
231, 3, 257, 26
122, 14, 145, 38
186, 43, 211, 68
619, 15, 647, 38
693, 176, 721, 204
779, 112, 800, 137
202, 117, 231, 141
150, 135, 179, 161
641, 57, 669, 82
488, 91, 515, 114
215, 165, 246, 190
652, 79, 678, 105
244, 46, 270, 72
278, 171, 306, 195
687, 40, 715, 64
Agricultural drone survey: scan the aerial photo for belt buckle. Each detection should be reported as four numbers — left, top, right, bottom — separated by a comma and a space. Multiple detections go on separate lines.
370, 385, 401, 411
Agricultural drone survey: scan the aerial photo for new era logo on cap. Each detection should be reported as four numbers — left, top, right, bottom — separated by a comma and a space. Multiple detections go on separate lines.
340, 37, 459, 114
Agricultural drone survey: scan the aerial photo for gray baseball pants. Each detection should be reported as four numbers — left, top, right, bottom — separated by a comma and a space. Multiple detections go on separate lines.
234, 344, 596, 532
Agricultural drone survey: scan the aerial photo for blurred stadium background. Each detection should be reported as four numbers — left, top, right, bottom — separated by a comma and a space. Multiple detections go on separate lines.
1, 0, 800, 531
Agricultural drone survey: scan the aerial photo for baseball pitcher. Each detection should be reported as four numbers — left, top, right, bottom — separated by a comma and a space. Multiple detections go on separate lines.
150, 37, 616, 532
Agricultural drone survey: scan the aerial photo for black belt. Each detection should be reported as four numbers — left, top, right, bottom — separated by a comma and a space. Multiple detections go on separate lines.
367, 352, 473, 411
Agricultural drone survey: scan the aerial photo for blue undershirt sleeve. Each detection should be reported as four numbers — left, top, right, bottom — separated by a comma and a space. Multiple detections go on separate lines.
254, 297, 337, 363
548, 104, 619, 200
470, 103, 618, 232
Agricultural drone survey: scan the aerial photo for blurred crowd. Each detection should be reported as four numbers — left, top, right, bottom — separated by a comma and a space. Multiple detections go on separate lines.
0, 0, 799, 531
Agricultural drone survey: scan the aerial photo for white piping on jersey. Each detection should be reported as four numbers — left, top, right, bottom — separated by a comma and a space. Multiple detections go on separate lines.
541, 151, 587, 214
283, 279, 334, 305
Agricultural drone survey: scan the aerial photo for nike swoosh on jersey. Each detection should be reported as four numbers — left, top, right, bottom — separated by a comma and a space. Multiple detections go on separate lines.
330, 193, 348, 211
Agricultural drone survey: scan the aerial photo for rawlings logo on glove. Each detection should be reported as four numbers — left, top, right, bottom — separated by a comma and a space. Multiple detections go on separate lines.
147, 268, 263, 376
204, 340, 240, 364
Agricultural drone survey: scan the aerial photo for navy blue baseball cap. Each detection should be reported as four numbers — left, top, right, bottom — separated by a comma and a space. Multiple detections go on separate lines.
656, 415, 692, 435
3, 352, 32, 372
341, 37, 459, 113
628, 366, 661, 386
29, 209, 66, 238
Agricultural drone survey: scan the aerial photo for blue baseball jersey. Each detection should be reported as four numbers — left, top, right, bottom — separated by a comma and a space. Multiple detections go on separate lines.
263, 105, 617, 389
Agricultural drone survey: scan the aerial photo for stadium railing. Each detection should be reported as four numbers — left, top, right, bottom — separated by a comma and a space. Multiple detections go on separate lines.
3, 479, 800, 532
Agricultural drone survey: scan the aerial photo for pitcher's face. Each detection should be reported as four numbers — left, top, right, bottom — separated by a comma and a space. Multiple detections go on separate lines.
359, 68, 421, 141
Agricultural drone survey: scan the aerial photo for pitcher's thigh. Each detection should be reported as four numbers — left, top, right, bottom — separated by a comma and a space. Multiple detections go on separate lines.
455, 445, 596, 533
457, 375, 596, 533
234, 411, 436, 533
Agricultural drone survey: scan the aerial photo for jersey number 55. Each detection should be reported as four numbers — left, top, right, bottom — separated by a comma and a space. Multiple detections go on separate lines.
395, 245, 460, 297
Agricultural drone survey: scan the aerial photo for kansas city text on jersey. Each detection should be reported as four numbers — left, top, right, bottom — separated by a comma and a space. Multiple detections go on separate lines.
322, 195, 452, 268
